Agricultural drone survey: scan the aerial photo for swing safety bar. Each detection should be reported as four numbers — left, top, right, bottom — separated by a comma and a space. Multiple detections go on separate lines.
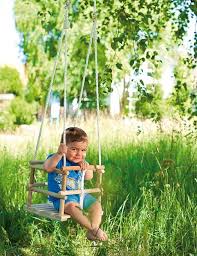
29, 187, 101, 198
61, 165, 105, 173
29, 160, 105, 174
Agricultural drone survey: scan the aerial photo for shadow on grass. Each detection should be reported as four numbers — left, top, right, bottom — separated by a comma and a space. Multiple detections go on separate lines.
0, 207, 77, 256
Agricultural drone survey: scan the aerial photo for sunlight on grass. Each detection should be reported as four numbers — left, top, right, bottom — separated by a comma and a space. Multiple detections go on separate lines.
0, 116, 196, 255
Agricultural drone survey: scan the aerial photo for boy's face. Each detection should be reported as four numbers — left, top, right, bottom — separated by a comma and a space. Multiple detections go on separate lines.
66, 140, 88, 163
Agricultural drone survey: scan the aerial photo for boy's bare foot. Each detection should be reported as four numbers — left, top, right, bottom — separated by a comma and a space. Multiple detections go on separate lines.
87, 228, 108, 241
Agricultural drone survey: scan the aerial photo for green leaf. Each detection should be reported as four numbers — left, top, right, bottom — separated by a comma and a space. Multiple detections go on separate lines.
116, 63, 123, 70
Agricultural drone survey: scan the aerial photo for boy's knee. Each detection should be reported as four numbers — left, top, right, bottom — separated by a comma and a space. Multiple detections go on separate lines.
64, 202, 79, 214
90, 201, 102, 212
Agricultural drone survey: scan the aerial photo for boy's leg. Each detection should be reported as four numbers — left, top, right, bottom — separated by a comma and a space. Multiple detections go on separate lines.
64, 202, 92, 230
87, 201, 108, 241
88, 201, 102, 229
64, 201, 107, 241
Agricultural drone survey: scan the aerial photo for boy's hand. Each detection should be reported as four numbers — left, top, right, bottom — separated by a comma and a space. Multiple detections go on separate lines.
95, 166, 105, 174
57, 143, 67, 156
79, 161, 89, 171
80, 161, 93, 180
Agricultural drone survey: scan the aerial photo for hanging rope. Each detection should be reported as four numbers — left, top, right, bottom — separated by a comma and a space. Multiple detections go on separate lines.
74, 1, 102, 169
63, 0, 70, 167
33, 0, 102, 208
74, 22, 95, 121
93, 0, 103, 199
63, 0, 70, 133
76, 4, 99, 208
75, 0, 102, 207
34, 23, 66, 160
80, 170, 86, 209
93, 0, 102, 167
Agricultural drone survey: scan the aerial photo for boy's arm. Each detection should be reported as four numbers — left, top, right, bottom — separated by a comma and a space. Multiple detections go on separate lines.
43, 143, 67, 172
43, 153, 62, 172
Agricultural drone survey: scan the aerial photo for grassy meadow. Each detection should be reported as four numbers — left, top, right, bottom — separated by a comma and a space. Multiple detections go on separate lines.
0, 117, 196, 256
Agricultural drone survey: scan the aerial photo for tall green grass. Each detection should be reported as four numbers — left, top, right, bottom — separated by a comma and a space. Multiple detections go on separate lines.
0, 127, 196, 255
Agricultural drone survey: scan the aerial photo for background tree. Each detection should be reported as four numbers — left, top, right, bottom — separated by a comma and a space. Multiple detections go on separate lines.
169, 55, 196, 116
14, 0, 196, 116
134, 83, 164, 121
0, 66, 37, 130
14, 0, 110, 106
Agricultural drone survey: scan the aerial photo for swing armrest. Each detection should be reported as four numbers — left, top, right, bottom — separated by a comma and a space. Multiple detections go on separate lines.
29, 160, 105, 174
29, 163, 62, 174
29, 160, 63, 173
59, 188, 101, 195
61, 165, 105, 174
30, 187, 101, 197
29, 160, 46, 171
29, 187, 66, 199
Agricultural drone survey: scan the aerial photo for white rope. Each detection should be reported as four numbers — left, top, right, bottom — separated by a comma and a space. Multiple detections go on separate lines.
34, 28, 65, 160
63, 0, 70, 132
93, 0, 102, 166
33, 1, 102, 207
74, 23, 95, 121
80, 170, 86, 209
63, 0, 70, 166
77, 2, 101, 209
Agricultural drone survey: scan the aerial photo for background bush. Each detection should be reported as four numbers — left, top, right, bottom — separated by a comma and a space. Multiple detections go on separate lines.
0, 66, 23, 96
0, 111, 16, 131
9, 97, 37, 125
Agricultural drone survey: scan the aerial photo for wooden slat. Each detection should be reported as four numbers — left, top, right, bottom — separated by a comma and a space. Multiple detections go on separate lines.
29, 163, 105, 174
29, 160, 45, 165
29, 160, 105, 174
30, 182, 48, 187
29, 160, 105, 170
27, 167, 35, 206
29, 163, 44, 170
61, 188, 101, 195
31, 187, 101, 197
59, 171, 67, 216
25, 203, 70, 221
29, 163, 62, 174
31, 188, 65, 199
62, 165, 105, 172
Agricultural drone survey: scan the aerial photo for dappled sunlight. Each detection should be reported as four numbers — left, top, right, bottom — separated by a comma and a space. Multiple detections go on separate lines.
0, 115, 196, 156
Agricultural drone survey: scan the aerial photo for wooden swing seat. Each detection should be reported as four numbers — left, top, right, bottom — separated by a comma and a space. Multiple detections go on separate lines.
26, 160, 103, 222
25, 203, 70, 221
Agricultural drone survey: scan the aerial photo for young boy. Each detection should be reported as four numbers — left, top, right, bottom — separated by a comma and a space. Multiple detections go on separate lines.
43, 127, 108, 241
